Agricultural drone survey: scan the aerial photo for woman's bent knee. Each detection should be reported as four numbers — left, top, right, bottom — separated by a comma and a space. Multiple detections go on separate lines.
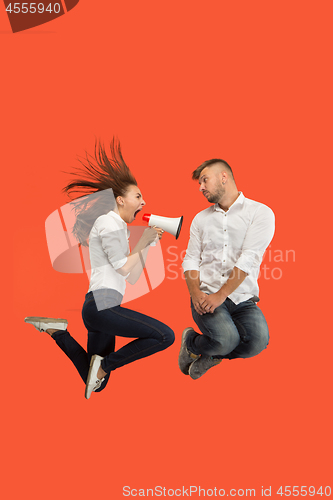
155, 324, 174, 349
163, 327, 175, 348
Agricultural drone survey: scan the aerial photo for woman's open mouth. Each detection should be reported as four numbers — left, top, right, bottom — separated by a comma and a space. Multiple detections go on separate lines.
134, 209, 141, 219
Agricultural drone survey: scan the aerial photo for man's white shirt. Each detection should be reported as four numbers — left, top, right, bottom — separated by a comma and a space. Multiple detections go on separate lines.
182, 192, 275, 304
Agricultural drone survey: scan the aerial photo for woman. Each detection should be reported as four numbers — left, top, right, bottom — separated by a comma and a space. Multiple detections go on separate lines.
25, 139, 175, 399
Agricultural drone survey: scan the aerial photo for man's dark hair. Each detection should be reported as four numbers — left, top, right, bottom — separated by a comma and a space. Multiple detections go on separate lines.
192, 159, 234, 181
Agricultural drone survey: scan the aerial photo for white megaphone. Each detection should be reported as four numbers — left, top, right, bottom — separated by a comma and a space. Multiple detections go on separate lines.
142, 213, 183, 239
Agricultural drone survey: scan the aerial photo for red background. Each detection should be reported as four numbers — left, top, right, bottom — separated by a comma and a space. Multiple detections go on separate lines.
1, 1, 332, 499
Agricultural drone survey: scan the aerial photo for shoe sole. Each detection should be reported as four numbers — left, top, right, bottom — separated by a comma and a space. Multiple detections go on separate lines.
189, 357, 222, 380
85, 355, 99, 400
25, 317, 67, 323
188, 358, 204, 380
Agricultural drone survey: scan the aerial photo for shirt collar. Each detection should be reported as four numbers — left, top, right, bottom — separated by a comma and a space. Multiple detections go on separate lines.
107, 210, 127, 228
214, 192, 244, 213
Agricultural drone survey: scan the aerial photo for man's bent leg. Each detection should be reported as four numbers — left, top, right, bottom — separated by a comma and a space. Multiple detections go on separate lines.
188, 299, 240, 357
226, 300, 269, 359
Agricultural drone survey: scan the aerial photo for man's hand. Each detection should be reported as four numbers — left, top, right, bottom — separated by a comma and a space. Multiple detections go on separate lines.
191, 290, 209, 315
185, 270, 227, 315
192, 290, 226, 315
199, 292, 226, 314
185, 267, 247, 315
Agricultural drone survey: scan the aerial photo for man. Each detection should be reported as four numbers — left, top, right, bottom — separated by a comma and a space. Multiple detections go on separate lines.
179, 159, 275, 380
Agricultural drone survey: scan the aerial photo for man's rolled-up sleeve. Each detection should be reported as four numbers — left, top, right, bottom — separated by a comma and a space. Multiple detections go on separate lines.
235, 205, 275, 274
182, 216, 201, 273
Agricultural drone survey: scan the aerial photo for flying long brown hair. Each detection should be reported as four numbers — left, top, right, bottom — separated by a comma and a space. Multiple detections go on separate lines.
63, 139, 137, 246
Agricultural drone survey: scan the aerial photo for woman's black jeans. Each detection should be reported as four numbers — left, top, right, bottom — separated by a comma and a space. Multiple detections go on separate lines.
52, 291, 175, 392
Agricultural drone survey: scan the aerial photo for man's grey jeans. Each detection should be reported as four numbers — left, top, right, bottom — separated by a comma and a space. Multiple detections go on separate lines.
187, 297, 269, 359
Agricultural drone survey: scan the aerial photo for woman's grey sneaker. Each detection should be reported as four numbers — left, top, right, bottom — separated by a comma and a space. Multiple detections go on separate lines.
178, 327, 200, 375
85, 355, 105, 400
189, 356, 222, 380
24, 317, 68, 335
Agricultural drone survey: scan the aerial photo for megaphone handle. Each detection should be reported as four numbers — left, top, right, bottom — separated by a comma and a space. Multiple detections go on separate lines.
150, 224, 157, 245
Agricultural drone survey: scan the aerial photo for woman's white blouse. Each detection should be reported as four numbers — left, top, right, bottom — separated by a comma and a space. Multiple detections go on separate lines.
88, 210, 130, 296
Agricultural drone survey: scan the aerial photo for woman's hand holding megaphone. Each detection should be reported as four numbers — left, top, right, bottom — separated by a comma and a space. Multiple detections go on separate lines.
152, 226, 164, 240
141, 226, 163, 247
118, 226, 163, 283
